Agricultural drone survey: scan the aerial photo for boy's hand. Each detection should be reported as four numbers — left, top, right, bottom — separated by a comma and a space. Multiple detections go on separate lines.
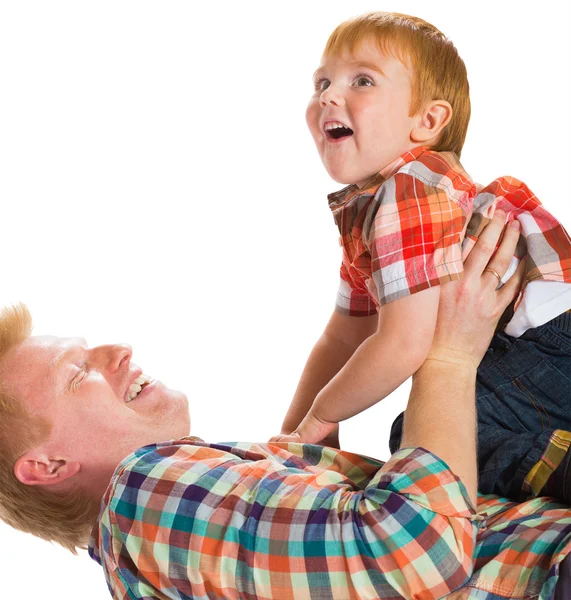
269, 412, 337, 445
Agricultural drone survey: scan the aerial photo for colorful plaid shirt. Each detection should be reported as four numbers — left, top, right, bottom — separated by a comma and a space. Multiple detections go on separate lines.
88, 438, 571, 599
331, 146, 571, 332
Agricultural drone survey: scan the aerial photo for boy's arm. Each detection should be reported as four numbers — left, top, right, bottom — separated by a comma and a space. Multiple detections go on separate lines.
279, 310, 377, 444
278, 286, 441, 444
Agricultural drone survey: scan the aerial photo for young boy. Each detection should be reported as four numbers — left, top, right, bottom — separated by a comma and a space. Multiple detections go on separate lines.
273, 12, 571, 502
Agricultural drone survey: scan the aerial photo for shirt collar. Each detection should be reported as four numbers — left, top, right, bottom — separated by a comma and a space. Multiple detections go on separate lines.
327, 145, 430, 211
88, 435, 206, 565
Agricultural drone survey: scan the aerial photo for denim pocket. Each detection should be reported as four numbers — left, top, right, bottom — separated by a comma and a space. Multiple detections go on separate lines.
507, 358, 571, 430
478, 356, 571, 433
543, 325, 571, 354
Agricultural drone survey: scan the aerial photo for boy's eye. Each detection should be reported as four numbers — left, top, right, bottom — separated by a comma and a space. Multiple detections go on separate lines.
353, 76, 374, 87
314, 78, 330, 92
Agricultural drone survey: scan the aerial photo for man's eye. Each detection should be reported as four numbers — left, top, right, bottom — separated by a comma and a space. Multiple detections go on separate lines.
353, 76, 373, 87
314, 78, 330, 92
70, 366, 87, 392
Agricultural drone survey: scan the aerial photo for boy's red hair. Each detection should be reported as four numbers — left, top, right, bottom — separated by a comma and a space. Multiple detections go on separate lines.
324, 12, 471, 157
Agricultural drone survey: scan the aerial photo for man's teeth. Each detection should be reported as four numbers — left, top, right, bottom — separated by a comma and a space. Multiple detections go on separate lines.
127, 374, 153, 402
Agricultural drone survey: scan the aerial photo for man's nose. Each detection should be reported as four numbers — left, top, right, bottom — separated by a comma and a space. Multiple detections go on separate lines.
320, 85, 345, 108
91, 344, 133, 373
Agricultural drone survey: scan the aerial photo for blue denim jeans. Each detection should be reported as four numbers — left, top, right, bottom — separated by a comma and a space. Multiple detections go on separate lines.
389, 310, 571, 502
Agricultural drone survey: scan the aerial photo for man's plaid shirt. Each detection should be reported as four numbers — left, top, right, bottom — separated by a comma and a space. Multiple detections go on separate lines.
330, 145, 571, 329
89, 438, 571, 599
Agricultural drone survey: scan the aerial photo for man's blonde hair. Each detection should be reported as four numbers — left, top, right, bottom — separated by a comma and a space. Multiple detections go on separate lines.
324, 12, 471, 157
0, 304, 94, 554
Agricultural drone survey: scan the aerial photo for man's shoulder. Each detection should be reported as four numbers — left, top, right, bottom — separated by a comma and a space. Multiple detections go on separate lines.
108, 438, 243, 492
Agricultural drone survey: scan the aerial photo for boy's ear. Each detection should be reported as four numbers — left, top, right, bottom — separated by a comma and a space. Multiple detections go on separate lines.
14, 452, 81, 487
410, 100, 453, 145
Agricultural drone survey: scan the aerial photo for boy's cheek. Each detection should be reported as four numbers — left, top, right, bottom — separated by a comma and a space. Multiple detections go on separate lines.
305, 101, 320, 136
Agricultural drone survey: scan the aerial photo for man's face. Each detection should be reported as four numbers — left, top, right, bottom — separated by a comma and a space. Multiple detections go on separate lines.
306, 39, 418, 187
2, 335, 190, 472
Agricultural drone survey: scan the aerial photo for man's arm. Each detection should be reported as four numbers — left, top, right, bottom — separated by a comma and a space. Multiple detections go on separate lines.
402, 352, 478, 502
279, 310, 377, 445
402, 212, 525, 504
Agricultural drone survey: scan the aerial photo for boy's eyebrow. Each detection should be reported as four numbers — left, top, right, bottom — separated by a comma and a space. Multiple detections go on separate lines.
352, 61, 386, 76
312, 60, 386, 80
312, 67, 326, 80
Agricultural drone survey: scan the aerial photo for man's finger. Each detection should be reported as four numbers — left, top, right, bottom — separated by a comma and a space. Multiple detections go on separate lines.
498, 256, 526, 308
488, 219, 522, 280
463, 210, 506, 275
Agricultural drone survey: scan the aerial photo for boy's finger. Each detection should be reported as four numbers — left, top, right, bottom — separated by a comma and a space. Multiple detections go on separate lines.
463, 210, 507, 275
269, 433, 300, 443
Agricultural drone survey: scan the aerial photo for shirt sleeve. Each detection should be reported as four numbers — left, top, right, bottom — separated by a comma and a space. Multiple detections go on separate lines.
370, 172, 466, 306
335, 263, 378, 316
297, 446, 478, 599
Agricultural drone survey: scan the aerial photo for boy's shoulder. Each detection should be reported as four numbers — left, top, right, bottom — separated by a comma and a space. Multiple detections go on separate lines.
367, 148, 476, 209
398, 149, 474, 191
329, 149, 475, 212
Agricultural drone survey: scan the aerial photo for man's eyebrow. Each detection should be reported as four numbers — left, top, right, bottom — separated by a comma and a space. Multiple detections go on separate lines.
49, 346, 83, 373
49, 347, 79, 374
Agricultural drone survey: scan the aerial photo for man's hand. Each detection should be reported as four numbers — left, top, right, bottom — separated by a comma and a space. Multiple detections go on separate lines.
428, 209, 525, 369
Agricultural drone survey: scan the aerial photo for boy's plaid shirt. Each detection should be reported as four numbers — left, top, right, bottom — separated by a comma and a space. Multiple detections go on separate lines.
330, 145, 571, 317
88, 438, 571, 599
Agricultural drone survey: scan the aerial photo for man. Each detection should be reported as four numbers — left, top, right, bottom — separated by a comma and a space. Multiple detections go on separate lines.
0, 213, 569, 599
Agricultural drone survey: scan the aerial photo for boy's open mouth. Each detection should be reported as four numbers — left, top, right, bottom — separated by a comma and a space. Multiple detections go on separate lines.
324, 121, 354, 140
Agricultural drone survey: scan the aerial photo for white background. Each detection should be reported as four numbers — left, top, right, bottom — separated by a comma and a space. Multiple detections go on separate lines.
0, 1, 569, 598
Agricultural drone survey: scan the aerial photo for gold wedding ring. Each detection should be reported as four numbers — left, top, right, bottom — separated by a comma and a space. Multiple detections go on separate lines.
484, 268, 502, 283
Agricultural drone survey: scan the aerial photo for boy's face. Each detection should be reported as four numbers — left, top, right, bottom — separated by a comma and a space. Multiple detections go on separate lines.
306, 39, 418, 187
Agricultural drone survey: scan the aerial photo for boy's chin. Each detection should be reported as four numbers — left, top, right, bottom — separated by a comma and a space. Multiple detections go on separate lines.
326, 167, 377, 188
329, 174, 375, 190
327, 170, 357, 186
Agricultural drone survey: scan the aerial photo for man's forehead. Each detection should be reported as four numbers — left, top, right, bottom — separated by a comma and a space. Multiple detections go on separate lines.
3, 335, 87, 375
15, 334, 84, 354
0, 335, 87, 409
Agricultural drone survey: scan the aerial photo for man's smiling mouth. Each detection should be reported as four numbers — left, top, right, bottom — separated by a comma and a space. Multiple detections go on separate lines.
126, 374, 153, 402
324, 121, 354, 140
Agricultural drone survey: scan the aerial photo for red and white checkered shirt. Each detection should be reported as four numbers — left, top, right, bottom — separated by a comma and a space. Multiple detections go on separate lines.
329, 146, 571, 334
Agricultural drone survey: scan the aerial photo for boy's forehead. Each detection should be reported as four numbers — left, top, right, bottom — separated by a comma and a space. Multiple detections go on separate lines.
317, 39, 410, 75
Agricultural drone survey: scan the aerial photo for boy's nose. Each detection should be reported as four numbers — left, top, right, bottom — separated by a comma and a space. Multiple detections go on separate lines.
320, 86, 345, 108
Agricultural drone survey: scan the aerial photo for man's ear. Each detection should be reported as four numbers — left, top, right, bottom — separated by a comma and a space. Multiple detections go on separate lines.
410, 100, 453, 145
14, 452, 81, 486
